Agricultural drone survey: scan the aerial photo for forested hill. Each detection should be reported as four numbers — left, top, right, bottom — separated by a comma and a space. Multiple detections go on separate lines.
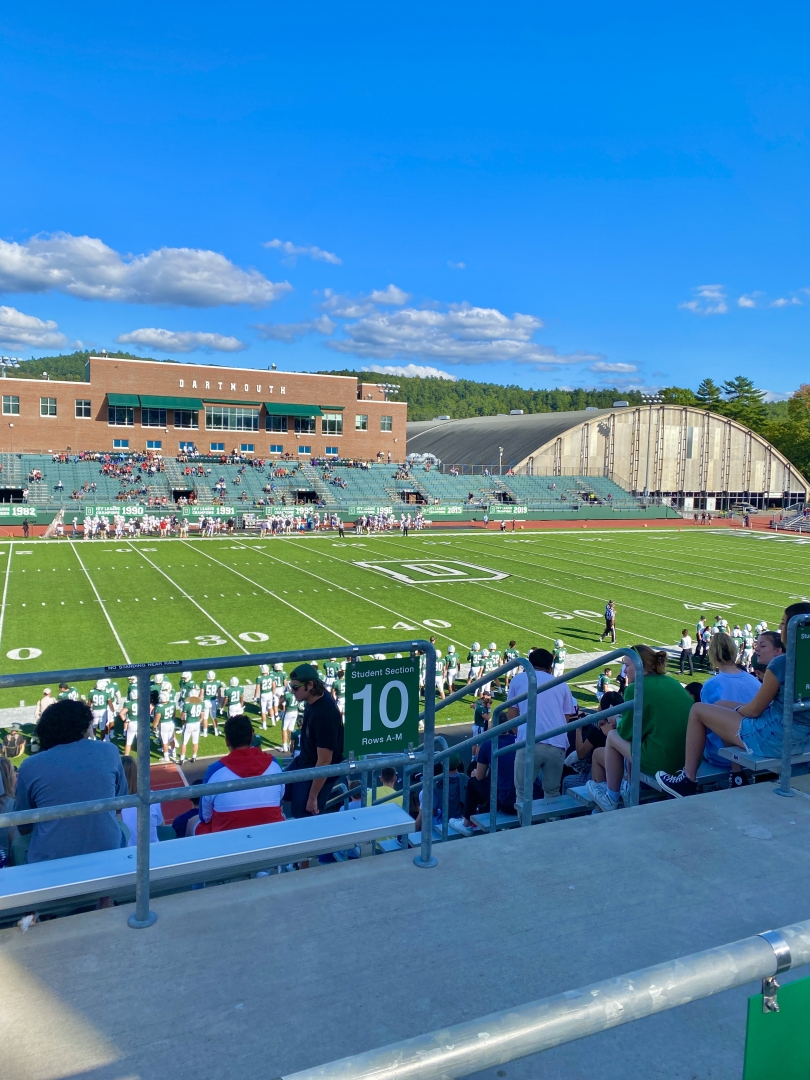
5, 350, 166, 381
321, 369, 641, 419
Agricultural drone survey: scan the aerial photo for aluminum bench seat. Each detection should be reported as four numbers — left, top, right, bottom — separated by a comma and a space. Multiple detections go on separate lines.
0, 804, 414, 921
469, 809, 520, 833
717, 748, 810, 774
513, 793, 586, 822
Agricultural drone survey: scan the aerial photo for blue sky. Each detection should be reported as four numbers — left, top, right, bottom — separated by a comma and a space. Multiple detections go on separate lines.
1, 2, 808, 397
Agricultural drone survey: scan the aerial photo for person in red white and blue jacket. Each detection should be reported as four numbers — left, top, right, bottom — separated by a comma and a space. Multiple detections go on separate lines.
197, 714, 284, 833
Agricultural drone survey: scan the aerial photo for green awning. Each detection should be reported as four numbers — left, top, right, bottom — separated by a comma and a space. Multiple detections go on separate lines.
264, 402, 323, 417
107, 393, 140, 407
204, 399, 262, 407
140, 395, 203, 411
320, 405, 345, 411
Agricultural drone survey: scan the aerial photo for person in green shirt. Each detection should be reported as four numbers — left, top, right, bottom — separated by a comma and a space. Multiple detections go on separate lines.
332, 669, 347, 718
281, 685, 299, 753
224, 676, 244, 717
445, 645, 460, 693
323, 659, 339, 689
254, 664, 276, 729
552, 640, 567, 678
595, 668, 613, 702
178, 671, 198, 704
153, 690, 178, 763
180, 692, 204, 764
586, 645, 691, 812
200, 670, 223, 738
466, 642, 484, 688
57, 682, 79, 702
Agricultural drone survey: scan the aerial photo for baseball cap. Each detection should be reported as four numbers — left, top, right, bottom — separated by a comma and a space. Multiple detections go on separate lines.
289, 663, 320, 684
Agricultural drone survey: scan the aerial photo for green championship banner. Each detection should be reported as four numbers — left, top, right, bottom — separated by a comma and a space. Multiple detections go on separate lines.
743, 975, 810, 1078
344, 657, 420, 759
181, 505, 236, 517
84, 505, 145, 516
0, 505, 36, 518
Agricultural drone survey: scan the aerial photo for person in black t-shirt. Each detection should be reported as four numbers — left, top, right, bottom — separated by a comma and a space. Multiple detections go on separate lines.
285, 663, 344, 818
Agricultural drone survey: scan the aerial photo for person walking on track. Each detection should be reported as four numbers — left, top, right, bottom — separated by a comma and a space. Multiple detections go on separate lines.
600, 600, 617, 644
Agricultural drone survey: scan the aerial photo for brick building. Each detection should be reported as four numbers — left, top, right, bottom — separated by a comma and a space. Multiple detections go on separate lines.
0, 356, 407, 460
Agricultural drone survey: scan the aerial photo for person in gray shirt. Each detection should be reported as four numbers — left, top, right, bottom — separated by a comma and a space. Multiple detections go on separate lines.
14, 699, 128, 864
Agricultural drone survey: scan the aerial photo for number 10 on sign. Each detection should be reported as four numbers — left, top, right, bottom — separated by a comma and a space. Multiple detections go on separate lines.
344, 658, 420, 759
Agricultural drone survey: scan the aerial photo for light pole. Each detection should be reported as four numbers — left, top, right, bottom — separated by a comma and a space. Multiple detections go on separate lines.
498, 446, 504, 476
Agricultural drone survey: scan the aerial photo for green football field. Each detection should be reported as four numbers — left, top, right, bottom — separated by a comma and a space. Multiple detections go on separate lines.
1, 526, 807, 759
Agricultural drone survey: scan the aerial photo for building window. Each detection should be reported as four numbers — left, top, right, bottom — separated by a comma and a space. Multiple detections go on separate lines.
146, 440, 162, 450
142, 407, 167, 428
266, 414, 288, 433
40, 397, 57, 417
240, 443, 255, 453
210, 442, 225, 452
179, 441, 196, 452
75, 399, 91, 419
269, 444, 284, 454
108, 405, 134, 426
321, 412, 343, 436
2, 395, 20, 416
294, 416, 317, 435
325, 446, 339, 456
205, 405, 259, 431
298, 445, 311, 455
174, 409, 199, 429
380, 415, 393, 432
686, 426, 694, 459
113, 438, 130, 449
355, 414, 368, 431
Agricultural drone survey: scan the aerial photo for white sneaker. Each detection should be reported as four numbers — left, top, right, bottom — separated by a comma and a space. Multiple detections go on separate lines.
620, 780, 632, 807
449, 817, 474, 836
585, 779, 619, 813
262, 722, 267, 730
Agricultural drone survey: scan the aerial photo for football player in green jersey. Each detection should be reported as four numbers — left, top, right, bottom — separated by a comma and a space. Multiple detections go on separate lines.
445, 645, 460, 693
466, 642, 484, 689
89, 680, 111, 738
503, 639, 519, 686
225, 676, 244, 718
153, 689, 177, 762
271, 663, 286, 725
178, 671, 198, 709
121, 685, 139, 757
281, 684, 299, 753
180, 691, 204, 764
57, 682, 80, 702
331, 667, 347, 718
323, 658, 339, 690
254, 664, 275, 729
552, 639, 567, 678
201, 670, 223, 738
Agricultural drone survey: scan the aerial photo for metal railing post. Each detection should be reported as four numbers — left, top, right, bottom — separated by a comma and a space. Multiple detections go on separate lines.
415, 643, 438, 868
777, 614, 804, 797
626, 649, 644, 808
128, 670, 157, 928
522, 667, 537, 827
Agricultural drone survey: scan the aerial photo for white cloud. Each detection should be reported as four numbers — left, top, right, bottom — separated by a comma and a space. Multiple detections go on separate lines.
589, 361, 638, 374
771, 296, 803, 307
368, 284, 411, 305
0, 232, 290, 307
115, 328, 247, 353
737, 294, 759, 308
327, 302, 594, 367
762, 390, 792, 402
263, 239, 342, 265
679, 284, 728, 315
0, 305, 67, 348
362, 364, 458, 381
447, 261, 466, 270
253, 316, 335, 343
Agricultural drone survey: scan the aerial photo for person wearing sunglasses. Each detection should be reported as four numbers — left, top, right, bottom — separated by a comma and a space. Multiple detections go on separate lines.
284, 664, 344, 818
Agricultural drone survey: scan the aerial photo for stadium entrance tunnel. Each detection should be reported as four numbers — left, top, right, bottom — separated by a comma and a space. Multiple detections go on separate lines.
0, 488, 24, 503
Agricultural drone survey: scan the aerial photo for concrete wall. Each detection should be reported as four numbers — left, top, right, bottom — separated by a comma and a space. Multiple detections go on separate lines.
0, 357, 407, 461
516, 405, 808, 498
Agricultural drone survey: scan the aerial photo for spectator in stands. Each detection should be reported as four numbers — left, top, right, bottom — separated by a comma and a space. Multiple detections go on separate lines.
751, 630, 785, 681
563, 691, 623, 793
587, 645, 692, 812
415, 755, 467, 832
657, 602, 810, 798
172, 795, 201, 839
284, 664, 344, 818
452, 719, 517, 834
699, 632, 761, 786
507, 647, 578, 807
369, 767, 402, 807
120, 757, 164, 845
13, 699, 128, 864
0, 758, 18, 865
197, 714, 284, 832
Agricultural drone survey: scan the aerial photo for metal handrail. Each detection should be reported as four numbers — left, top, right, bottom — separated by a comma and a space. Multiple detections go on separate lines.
778, 613, 810, 796
277, 918, 810, 1080
0, 639, 439, 927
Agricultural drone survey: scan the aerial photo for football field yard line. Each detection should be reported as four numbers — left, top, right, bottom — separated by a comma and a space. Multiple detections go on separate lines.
0, 539, 11, 656
453, 534, 779, 625
69, 541, 131, 664
241, 537, 471, 650
178, 539, 354, 646
126, 542, 251, 655
370, 533, 685, 638
303, 537, 558, 644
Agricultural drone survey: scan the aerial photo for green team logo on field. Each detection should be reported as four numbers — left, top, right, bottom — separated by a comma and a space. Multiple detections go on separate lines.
344, 658, 420, 758
353, 559, 509, 585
